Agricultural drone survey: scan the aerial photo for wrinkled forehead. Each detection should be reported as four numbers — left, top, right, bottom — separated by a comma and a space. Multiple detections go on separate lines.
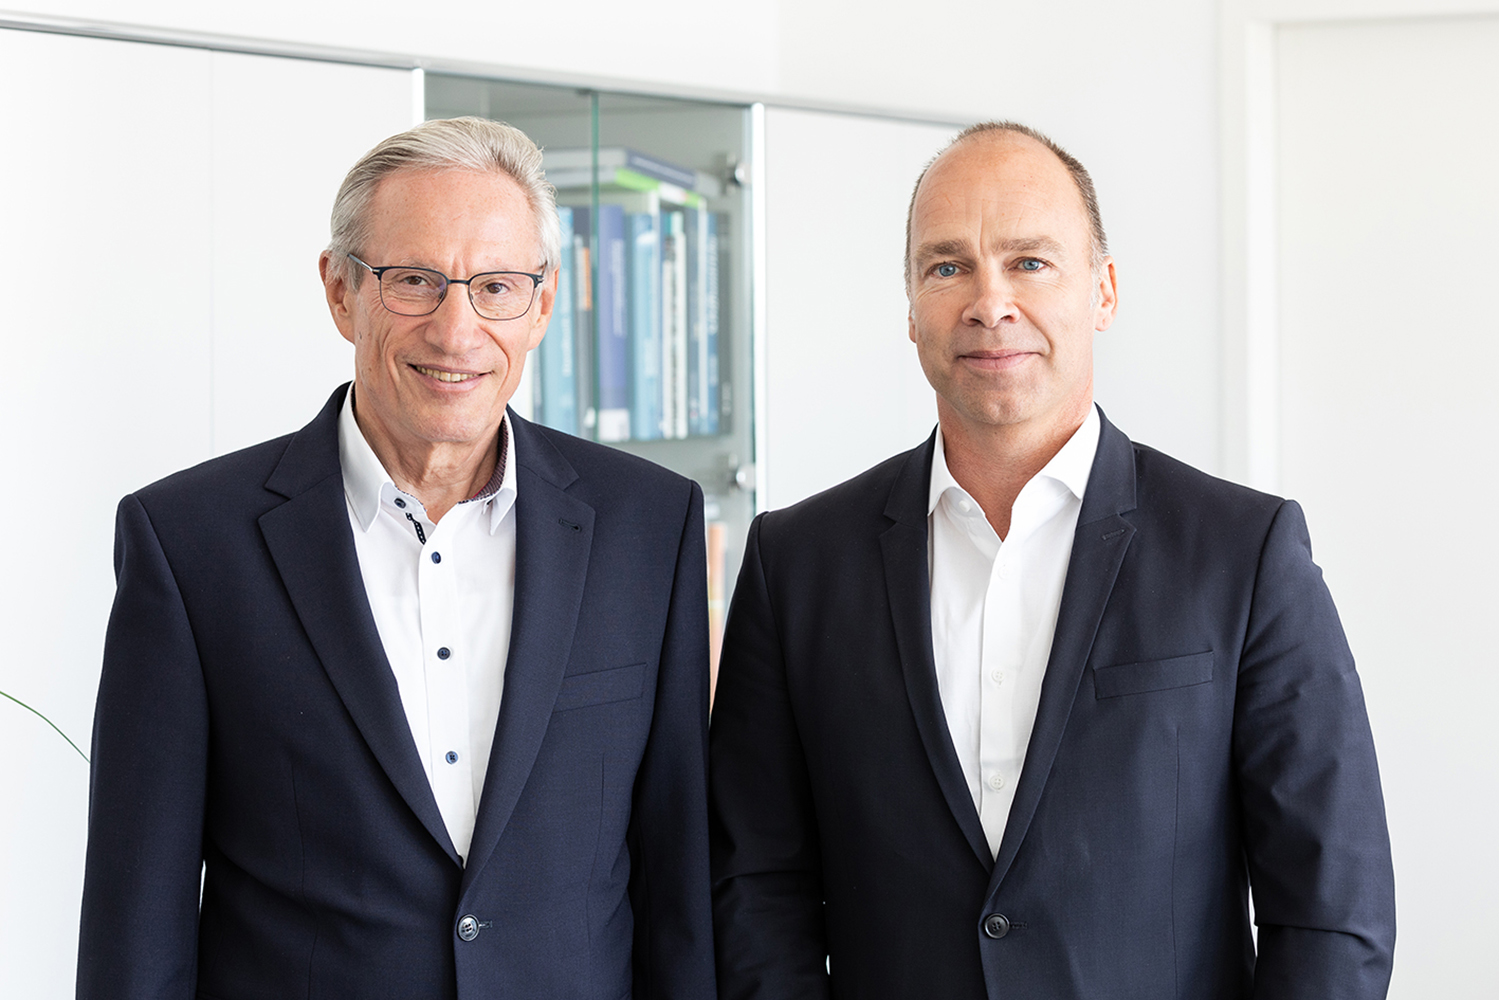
365, 167, 542, 256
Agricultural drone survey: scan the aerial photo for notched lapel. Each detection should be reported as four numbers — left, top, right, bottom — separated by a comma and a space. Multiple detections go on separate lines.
260, 390, 459, 864
462, 420, 594, 892
988, 412, 1139, 893
881, 437, 993, 871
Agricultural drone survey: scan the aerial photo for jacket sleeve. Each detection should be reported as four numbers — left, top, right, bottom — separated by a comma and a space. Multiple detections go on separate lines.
1235, 500, 1396, 998
77, 495, 208, 1000
629, 480, 718, 1000
708, 513, 832, 1000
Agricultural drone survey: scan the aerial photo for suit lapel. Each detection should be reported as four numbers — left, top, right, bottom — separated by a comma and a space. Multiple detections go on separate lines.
461, 415, 594, 893
988, 411, 1138, 892
881, 434, 994, 871
260, 385, 459, 863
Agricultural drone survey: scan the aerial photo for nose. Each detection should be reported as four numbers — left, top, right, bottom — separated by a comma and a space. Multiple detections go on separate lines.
962, 263, 1018, 329
422, 284, 491, 355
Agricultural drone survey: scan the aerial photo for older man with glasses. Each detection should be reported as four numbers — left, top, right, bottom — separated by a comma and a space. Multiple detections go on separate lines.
77, 117, 715, 1000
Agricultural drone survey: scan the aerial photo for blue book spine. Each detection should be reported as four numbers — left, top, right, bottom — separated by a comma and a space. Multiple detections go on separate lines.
595, 204, 631, 442
628, 211, 663, 440
702, 211, 721, 436
539, 206, 579, 435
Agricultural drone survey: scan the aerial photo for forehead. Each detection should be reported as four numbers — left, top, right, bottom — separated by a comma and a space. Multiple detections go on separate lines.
363, 167, 539, 260
912, 133, 1089, 245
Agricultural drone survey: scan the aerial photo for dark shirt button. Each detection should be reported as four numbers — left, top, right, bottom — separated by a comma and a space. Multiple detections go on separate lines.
394, 497, 407, 509
431, 552, 441, 563
437, 647, 451, 660
457, 915, 479, 942
445, 750, 458, 764
983, 913, 1011, 939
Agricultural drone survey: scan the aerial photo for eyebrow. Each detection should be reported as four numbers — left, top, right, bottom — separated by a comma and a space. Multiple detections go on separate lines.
914, 235, 1070, 264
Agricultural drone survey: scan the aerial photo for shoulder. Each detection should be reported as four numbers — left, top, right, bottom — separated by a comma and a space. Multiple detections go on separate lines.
1127, 438, 1286, 526
754, 440, 929, 551
127, 385, 343, 519
129, 433, 298, 519
1131, 440, 1280, 510
1114, 433, 1310, 572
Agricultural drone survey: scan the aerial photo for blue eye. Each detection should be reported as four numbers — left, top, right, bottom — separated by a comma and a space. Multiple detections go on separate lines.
1018, 258, 1045, 272
935, 263, 959, 278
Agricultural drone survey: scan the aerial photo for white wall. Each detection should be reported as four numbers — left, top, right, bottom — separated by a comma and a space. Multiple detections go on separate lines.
760, 109, 948, 508
0, 30, 415, 997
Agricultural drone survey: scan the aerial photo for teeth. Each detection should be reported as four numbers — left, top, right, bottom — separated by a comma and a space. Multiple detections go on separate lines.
414, 366, 480, 383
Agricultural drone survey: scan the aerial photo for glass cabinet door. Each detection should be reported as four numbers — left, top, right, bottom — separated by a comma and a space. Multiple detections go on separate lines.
426, 76, 756, 682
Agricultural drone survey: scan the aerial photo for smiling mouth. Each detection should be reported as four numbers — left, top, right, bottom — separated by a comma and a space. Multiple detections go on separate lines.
412, 365, 483, 383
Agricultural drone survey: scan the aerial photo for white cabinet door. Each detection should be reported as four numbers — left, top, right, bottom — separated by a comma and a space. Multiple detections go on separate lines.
0, 29, 415, 999
210, 51, 418, 455
761, 107, 951, 510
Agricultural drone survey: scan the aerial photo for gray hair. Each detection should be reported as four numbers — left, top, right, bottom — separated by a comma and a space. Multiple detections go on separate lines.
328, 116, 561, 286
904, 120, 1109, 288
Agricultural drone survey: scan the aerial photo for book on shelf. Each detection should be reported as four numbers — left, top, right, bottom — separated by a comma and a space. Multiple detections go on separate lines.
546, 166, 707, 209
537, 205, 579, 435
543, 146, 698, 190
571, 207, 596, 436
661, 209, 689, 440
594, 203, 630, 442
538, 149, 725, 445
627, 211, 663, 440
686, 207, 721, 436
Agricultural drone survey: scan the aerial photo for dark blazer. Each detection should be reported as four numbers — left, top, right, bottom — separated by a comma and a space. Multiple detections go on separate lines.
78, 385, 715, 1000
709, 411, 1395, 1000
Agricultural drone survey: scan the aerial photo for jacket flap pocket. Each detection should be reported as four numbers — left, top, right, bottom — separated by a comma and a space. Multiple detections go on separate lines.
1093, 650, 1214, 699
554, 661, 646, 712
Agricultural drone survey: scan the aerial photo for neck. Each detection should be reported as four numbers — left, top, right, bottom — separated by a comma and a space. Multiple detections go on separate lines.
352, 400, 500, 523
940, 401, 1090, 540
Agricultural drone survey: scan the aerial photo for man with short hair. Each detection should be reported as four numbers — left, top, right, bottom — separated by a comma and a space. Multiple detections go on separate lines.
709, 122, 1395, 999
79, 117, 715, 1000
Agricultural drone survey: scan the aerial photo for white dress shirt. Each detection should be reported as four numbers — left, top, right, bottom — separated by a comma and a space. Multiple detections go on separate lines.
927, 405, 1100, 859
338, 390, 517, 863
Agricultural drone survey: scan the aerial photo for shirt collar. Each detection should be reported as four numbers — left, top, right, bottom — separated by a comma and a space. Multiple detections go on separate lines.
927, 403, 1102, 516
338, 387, 517, 535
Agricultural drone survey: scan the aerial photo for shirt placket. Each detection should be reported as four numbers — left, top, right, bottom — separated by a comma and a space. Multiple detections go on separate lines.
417, 509, 476, 850
977, 524, 1022, 853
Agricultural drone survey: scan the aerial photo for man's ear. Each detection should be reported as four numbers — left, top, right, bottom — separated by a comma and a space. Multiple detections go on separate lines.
320, 251, 358, 345
525, 266, 559, 352
1093, 256, 1119, 332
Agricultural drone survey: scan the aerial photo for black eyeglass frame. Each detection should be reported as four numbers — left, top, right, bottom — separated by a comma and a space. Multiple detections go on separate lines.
347, 253, 545, 321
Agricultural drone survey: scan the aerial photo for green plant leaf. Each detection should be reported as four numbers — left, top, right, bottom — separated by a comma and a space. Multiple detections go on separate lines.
1, 689, 89, 764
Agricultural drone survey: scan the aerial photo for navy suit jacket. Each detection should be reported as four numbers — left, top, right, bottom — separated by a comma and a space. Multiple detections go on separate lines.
79, 385, 715, 1000
709, 412, 1395, 999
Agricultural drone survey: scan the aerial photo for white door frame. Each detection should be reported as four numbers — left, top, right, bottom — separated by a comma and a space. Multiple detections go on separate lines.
1217, 0, 1499, 490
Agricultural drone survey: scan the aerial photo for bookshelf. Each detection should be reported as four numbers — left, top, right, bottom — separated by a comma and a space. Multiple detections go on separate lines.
426, 77, 758, 680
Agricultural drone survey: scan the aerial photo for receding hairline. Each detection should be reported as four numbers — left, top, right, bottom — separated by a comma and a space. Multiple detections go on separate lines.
903, 121, 1109, 288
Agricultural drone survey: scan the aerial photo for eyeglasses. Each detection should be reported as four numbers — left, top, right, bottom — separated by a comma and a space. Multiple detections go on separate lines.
348, 254, 544, 321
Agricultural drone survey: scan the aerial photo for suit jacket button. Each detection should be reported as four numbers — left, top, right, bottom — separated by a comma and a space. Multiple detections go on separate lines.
457, 915, 480, 942
983, 913, 1011, 939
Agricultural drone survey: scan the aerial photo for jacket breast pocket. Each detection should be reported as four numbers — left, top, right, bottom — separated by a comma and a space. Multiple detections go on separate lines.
1093, 650, 1214, 699
553, 661, 646, 712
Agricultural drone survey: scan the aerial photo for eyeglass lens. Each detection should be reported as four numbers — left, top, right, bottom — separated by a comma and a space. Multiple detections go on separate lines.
377, 267, 536, 321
